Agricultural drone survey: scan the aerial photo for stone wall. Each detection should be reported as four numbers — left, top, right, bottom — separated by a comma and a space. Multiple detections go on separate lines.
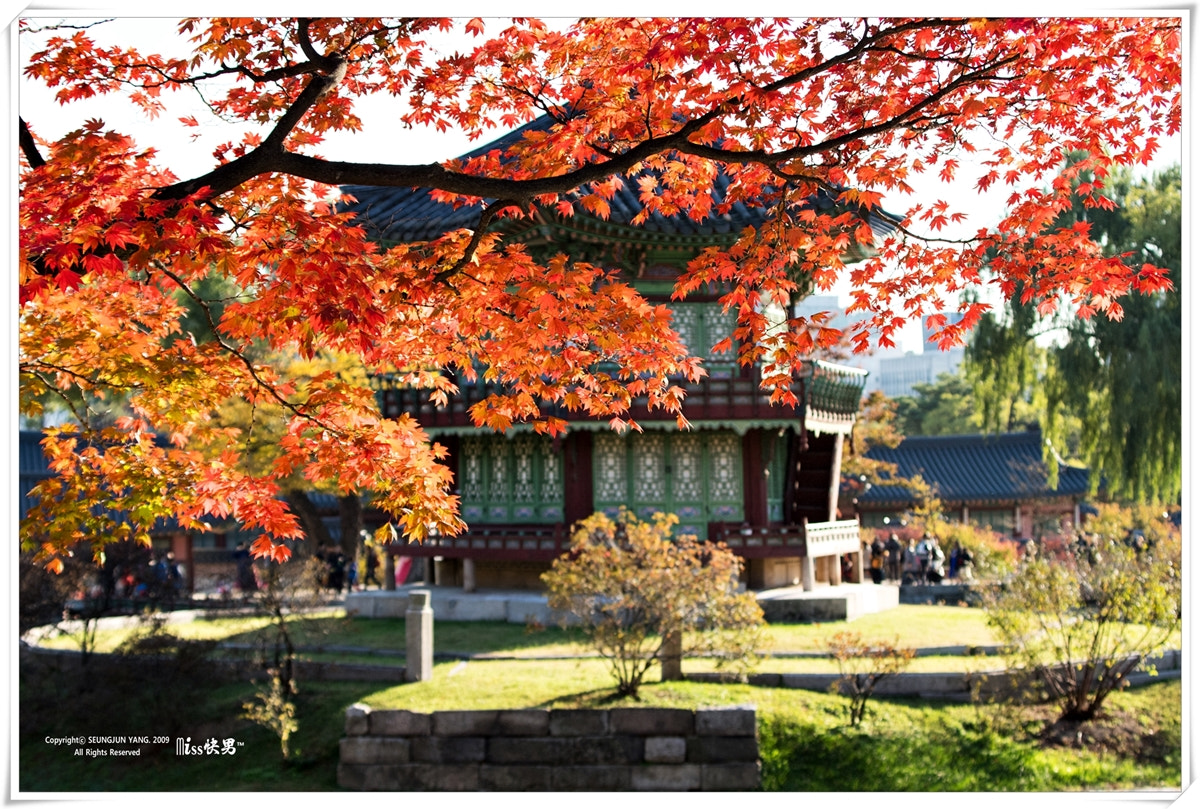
338, 705, 760, 791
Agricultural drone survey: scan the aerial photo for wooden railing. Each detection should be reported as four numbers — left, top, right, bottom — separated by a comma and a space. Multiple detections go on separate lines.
389, 524, 570, 561
803, 519, 863, 557
709, 518, 862, 559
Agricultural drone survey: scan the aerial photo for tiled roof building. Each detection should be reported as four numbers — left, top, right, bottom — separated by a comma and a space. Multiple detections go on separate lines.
853, 428, 1090, 537
342, 117, 897, 592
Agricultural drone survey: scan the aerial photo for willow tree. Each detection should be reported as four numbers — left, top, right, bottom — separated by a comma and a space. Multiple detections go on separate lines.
965, 165, 1181, 503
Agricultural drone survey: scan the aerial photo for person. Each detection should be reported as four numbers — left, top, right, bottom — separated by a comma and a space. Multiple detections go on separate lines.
926, 537, 946, 584
364, 545, 380, 588
327, 550, 347, 593
233, 542, 258, 593
902, 538, 920, 585
164, 552, 183, 595
869, 535, 886, 584
885, 532, 903, 582
916, 533, 933, 585
958, 544, 975, 582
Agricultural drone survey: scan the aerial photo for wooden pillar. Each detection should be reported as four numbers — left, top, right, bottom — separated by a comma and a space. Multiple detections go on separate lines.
462, 558, 476, 593
741, 429, 768, 526
384, 552, 396, 591
830, 554, 842, 586
563, 432, 594, 528
827, 432, 844, 522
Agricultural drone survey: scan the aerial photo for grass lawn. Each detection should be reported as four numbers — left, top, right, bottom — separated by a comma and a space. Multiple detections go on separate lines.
19, 648, 1181, 792
35, 603, 1003, 660
20, 602, 1181, 792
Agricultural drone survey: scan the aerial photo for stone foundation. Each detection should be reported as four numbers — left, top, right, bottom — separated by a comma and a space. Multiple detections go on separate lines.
338, 705, 760, 791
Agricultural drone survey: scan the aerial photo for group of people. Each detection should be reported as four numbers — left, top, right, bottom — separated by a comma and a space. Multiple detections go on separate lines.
314, 544, 383, 594
867, 532, 973, 586
111, 551, 185, 600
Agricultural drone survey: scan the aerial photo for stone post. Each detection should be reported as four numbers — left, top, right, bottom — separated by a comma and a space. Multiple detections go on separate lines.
801, 556, 815, 592
405, 590, 434, 682
462, 558, 477, 593
660, 629, 683, 681
384, 552, 396, 591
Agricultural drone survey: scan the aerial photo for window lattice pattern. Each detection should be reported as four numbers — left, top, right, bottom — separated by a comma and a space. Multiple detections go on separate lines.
541, 442, 562, 501
489, 438, 509, 501
512, 435, 535, 503
708, 432, 741, 502
595, 433, 627, 502
703, 306, 737, 358
461, 437, 484, 501
672, 433, 703, 502
634, 434, 666, 502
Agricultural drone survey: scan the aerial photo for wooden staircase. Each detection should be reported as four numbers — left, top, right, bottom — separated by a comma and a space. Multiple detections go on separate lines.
786, 431, 840, 526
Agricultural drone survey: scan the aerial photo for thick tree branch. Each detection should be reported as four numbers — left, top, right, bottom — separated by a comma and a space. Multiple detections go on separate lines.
19, 118, 46, 169
433, 199, 525, 283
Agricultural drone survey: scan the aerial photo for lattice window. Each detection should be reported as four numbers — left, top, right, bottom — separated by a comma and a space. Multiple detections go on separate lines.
708, 432, 742, 502
541, 442, 562, 501
672, 433, 703, 502
594, 433, 627, 502
461, 437, 485, 501
671, 305, 701, 356
703, 306, 737, 359
669, 302, 739, 364
634, 434, 667, 502
512, 435, 536, 503
489, 437, 509, 502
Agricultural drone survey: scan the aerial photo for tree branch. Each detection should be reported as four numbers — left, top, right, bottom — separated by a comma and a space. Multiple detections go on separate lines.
19, 118, 46, 169
432, 199, 525, 283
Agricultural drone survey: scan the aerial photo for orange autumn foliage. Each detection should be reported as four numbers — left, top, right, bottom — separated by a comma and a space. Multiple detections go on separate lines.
18, 17, 1180, 567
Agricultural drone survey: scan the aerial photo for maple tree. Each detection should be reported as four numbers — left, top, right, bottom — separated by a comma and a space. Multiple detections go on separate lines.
18, 17, 1180, 568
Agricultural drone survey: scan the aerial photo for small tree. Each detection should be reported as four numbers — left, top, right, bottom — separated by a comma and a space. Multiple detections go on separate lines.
827, 631, 916, 726
241, 556, 327, 758
985, 523, 1180, 722
542, 509, 764, 698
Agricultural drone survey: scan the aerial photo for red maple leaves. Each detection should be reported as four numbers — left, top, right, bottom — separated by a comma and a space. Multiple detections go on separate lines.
18, 17, 1180, 568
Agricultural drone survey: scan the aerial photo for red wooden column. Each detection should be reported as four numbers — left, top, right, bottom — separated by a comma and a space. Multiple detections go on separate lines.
563, 431, 594, 528
741, 429, 769, 527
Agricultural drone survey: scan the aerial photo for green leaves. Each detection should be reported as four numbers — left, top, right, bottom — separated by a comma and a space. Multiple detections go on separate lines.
541, 509, 764, 697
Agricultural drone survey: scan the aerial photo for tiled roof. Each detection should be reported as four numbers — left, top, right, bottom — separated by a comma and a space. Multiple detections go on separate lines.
19, 431, 53, 516
19, 431, 358, 531
855, 429, 1091, 507
340, 116, 901, 244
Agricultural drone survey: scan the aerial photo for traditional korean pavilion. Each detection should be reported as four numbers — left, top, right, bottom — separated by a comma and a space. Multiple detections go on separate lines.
342, 118, 899, 592
853, 428, 1092, 539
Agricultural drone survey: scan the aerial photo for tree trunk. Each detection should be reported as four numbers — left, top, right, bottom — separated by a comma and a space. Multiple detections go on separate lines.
284, 490, 334, 555
339, 494, 363, 560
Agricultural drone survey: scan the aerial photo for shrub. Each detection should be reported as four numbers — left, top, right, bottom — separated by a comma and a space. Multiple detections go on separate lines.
541, 509, 764, 698
984, 523, 1180, 722
827, 631, 915, 726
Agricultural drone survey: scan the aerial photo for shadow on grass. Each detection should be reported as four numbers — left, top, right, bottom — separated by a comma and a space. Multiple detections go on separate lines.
204, 615, 586, 657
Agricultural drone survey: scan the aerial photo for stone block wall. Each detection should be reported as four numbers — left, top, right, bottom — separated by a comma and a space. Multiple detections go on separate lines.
338, 705, 760, 791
